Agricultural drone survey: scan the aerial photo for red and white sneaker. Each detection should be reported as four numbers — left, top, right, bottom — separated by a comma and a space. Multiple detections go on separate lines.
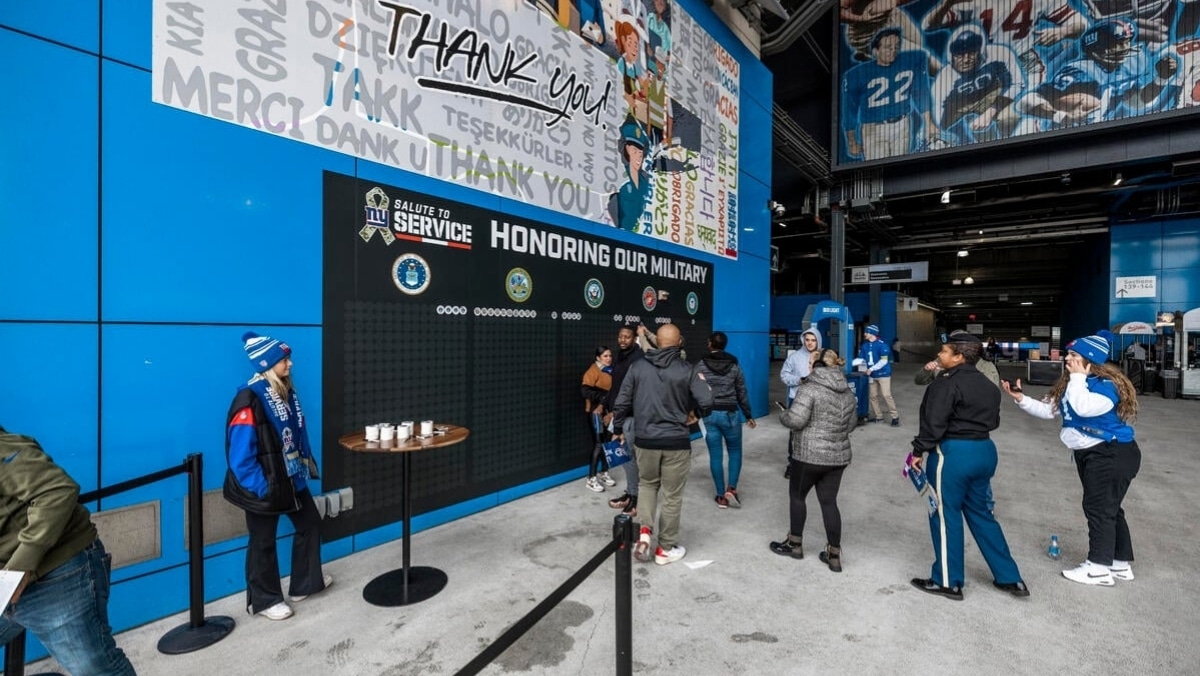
654, 545, 686, 566
724, 488, 741, 508
633, 527, 653, 563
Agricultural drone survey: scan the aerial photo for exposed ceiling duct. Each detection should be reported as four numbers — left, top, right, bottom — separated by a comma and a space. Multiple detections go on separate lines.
761, 0, 835, 56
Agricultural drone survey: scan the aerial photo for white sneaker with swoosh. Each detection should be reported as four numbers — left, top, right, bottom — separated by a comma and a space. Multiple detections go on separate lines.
1109, 561, 1135, 581
1062, 561, 1115, 586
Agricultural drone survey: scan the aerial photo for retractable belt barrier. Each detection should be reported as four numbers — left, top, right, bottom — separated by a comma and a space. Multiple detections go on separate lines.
3, 453, 235, 676
454, 514, 636, 676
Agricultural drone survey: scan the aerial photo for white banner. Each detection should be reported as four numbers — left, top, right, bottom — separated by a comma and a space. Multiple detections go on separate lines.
151, 0, 740, 259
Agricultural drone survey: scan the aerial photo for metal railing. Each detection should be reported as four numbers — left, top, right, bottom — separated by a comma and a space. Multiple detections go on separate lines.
3, 453, 234, 675
454, 514, 635, 676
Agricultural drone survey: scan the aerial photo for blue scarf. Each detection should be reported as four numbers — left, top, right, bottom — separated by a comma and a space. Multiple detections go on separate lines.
247, 375, 314, 479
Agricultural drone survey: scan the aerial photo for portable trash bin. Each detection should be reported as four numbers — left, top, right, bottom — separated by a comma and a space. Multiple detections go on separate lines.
847, 372, 870, 420
1144, 367, 1158, 394
1162, 370, 1181, 399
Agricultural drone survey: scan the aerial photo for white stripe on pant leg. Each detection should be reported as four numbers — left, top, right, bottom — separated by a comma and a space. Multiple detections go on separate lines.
935, 445, 949, 586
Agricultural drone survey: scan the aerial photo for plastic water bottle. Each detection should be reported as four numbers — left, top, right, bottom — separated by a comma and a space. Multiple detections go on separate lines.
1047, 535, 1061, 560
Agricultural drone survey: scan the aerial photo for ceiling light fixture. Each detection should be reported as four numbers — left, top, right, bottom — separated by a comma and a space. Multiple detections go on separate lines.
952, 279, 962, 285
1020, 301, 1033, 306
957, 249, 969, 257
955, 301, 963, 306
1112, 172, 1123, 186
964, 276, 974, 285
941, 190, 951, 204
1061, 172, 1071, 186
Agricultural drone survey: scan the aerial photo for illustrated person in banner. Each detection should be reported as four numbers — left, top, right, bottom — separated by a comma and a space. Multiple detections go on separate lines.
840, 0, 927, 64
932, 26, 1026, 146
922, 0, 1086, 89
616, 18, 650, 123
575, 0, 608, 46
581, 346, 618, 493
0, 425, 138, 675
1001, 335, 1143, 587
841, 27, 937, 161
908, 333, 1029, 602
224, 332, 332, 621
613, 324, 713, 567
613, 118, 652, 232
647, 0, 672, 78
1017, 19, 1166, 129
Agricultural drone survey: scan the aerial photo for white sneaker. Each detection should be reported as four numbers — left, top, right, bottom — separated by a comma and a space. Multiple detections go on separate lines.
1109, 561, 1135, 581
654, 545, 686, 566
257, 602, 294, 620
1062, 561, 1115, 586
291, 573, 334, 602
586, 476, 605, 492
598, 471, 617, 487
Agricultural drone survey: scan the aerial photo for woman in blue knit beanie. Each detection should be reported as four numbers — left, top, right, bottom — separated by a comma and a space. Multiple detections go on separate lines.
223, 332, 333, 620
1001, 335, 1142, 587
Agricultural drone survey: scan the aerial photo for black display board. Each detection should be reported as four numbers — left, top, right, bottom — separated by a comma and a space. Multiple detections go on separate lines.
321, 171, 714, 539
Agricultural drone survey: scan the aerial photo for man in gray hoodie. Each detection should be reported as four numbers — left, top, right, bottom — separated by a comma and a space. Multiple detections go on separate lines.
613, 324, 713, 566
779, 328, 822, 477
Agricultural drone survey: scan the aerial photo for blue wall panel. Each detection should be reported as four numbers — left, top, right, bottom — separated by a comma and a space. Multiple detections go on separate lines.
0, 1, 98, 53
1110, 222, 1162, 273
739, 174, 772, 259
101, 0, 151, 68
1109, 218, 1200, 328
100, 324, 324, 491
100, 62, 355, 324
740, 97, 773, 188
0, 324, 99, 489
0, 30, 98, 321
1163, 222, 1200, 271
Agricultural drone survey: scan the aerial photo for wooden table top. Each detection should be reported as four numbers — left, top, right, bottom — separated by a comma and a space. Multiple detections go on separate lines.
338, 424, 470, 454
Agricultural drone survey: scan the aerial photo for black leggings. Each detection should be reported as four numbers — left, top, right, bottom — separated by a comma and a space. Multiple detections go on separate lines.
589, 411, 610, 477
788, 461, 846, 547
1074, 440, 1141, 565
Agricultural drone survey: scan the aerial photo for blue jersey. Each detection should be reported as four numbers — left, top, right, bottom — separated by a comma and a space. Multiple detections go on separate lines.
858, 339, 892, 378
841, 50, 932, 128
938, 60, 1016, 127
1040, 50, 1151, 123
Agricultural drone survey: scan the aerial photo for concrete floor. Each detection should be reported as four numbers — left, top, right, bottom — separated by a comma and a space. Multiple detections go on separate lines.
28, 361, 1200, 675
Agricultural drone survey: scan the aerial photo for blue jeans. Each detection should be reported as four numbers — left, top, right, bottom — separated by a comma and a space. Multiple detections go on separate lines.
0, 540, 137, 675
703, 411, 743, 496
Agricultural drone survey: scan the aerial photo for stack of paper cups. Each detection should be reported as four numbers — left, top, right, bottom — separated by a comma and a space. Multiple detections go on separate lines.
397, 422, 411, 440
420, 420, 434, 436
365, 424, 380, 441
380, 424, 396, 441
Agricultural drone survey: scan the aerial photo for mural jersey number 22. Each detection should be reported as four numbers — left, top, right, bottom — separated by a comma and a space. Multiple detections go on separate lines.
868, 72, 914, 109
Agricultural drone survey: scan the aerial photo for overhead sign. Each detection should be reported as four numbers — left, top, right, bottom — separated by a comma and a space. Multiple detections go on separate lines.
1115, 276, 1156, 298
846, 261, 928, 284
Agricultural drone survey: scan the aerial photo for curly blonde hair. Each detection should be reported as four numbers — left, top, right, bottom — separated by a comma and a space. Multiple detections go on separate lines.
811, 348, 847, 369
1043, 361, 1138, 422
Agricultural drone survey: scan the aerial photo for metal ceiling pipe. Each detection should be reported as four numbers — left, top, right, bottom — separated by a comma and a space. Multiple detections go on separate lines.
762, 0, 835, 56
887, 225, 1109, 251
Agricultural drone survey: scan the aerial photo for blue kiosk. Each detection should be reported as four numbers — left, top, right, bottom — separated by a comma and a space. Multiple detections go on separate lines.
801, 300, 870, 419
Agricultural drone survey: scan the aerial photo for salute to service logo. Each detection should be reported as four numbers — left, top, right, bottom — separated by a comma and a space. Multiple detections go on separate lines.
392, 254, 431, 295
584, 278, 605, 308
506, 267, 532, 303
361, 187, 395, 244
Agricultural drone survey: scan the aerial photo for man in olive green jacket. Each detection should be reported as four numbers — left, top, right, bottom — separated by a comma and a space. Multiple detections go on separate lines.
0, 425, 136, 675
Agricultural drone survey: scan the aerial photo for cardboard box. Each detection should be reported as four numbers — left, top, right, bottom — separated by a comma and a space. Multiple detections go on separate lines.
1029, 349, 1041, 361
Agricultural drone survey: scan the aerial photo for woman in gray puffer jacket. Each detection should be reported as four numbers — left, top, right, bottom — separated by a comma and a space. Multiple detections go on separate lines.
770, 348, 858, 572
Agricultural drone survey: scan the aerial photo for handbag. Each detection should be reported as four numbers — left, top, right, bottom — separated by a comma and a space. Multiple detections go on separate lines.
602, 439, 632, 469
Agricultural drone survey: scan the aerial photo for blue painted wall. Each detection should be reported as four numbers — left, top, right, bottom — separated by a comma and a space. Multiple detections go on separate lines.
1110, 219, 1200, 326
0, 0, 771, 652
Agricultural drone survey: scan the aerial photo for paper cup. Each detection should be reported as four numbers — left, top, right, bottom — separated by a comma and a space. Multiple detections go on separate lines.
380, 424, 396, 441
397, 423, 411, 440
420, 420, 434, 436
365, 424, 380, 441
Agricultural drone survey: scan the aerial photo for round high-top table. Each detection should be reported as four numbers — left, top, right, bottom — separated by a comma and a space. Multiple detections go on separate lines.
339, 424, 469, 606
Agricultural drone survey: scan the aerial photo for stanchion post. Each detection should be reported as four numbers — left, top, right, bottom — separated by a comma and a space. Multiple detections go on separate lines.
613, 514, 633, 676
156, 453, 236, 654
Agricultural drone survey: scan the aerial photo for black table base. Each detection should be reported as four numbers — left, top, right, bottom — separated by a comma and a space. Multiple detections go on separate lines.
362, 566, 448, 606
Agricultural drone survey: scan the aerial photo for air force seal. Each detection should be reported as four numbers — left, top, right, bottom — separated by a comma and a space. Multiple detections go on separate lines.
584, 278, 605, 309
506, 267, 532, 303
392, 253, 430, 295
686, 291, 699, 315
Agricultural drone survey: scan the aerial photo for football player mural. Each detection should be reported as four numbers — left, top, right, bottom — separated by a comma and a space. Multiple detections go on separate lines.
836, 0, 1199, 165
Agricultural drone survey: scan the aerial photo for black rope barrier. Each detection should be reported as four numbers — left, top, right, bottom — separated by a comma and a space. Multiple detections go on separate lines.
3, 453, 235, 675
454, 513, 636, 676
